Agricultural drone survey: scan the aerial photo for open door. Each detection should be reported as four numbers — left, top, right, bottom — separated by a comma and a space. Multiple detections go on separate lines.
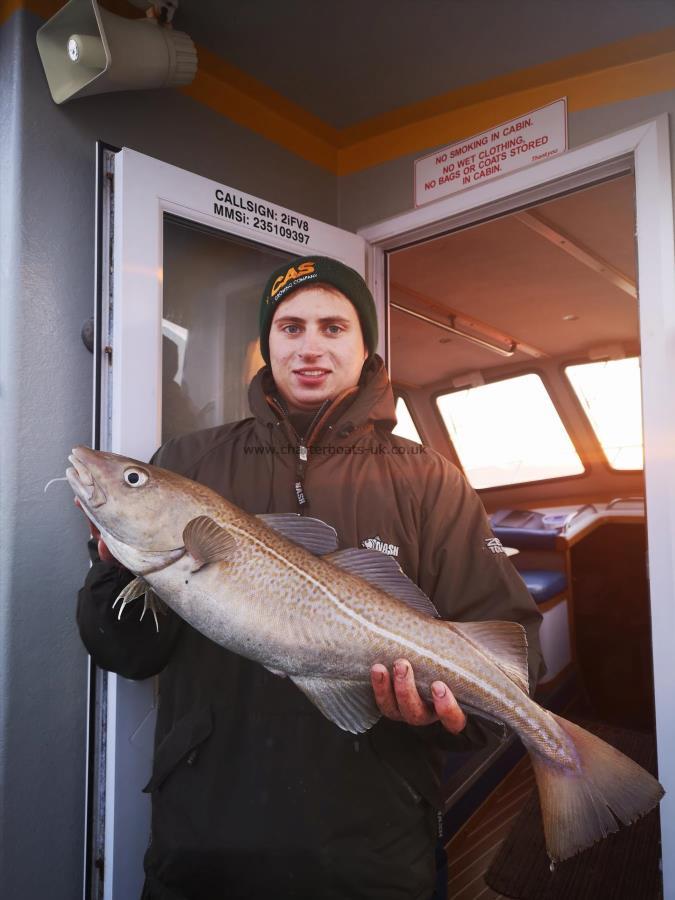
360, 115, 675, 899
92, 147, 376, 900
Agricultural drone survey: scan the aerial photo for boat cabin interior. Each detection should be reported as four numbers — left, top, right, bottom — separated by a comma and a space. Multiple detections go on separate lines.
386, 172, 657, 897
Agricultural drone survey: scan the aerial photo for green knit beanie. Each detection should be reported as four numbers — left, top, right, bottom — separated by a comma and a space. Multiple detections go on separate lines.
259, 255, 378, 364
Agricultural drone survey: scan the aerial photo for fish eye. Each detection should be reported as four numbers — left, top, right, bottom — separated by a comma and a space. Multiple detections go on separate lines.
123, 468, 149, 487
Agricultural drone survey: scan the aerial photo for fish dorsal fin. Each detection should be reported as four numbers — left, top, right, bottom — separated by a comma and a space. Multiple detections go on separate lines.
450, 620, 530, 695
291, 675, 381, 734
183, 516, 238, 572
256, 513, 338, 555
324, 548, 440, 618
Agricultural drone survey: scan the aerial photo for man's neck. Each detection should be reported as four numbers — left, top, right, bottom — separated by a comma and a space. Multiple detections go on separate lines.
271, 382, 363, 441
286, 407, 323, 440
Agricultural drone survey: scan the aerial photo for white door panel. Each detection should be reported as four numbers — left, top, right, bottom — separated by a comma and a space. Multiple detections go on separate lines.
103, 147, 372, 900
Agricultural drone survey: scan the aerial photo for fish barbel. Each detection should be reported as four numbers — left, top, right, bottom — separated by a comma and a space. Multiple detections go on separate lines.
67, 446, 664, 863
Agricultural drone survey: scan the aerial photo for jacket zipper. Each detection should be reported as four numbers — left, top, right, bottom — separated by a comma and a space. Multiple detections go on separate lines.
272, 396, 332, 511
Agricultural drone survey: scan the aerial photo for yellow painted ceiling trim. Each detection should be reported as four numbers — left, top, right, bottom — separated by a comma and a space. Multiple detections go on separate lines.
191, 47, 340, 146
0, 0, 24, 22
337, 47, 675, 175
181, 48, 338, 172
338, 27, 675, 145
3, 0, 137, 20
5, 1, 675, 176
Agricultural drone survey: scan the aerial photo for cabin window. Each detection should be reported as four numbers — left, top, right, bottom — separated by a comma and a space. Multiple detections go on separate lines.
565, 357, 644, 470
392, 396, 423, 444
436, 373, 584, 489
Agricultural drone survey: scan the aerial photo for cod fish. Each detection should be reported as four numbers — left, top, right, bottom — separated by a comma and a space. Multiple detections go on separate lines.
67, 445, 664, 863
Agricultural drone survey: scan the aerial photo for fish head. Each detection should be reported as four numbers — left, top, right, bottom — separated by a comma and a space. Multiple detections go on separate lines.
67, 445, 212, 572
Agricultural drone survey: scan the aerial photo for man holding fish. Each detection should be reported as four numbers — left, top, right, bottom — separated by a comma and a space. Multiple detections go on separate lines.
76, 256, 546, 899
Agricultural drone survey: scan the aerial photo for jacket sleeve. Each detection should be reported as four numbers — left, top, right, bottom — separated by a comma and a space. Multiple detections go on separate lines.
77, 539, 183, 680
415, 451, 546, 750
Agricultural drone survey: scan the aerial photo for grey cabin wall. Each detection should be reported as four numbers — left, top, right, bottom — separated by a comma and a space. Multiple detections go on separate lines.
337, 90, 675, 232
0, 10, 337, 900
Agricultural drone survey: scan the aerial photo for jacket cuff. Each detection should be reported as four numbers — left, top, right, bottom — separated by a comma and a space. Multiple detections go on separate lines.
419, 713, 507, 752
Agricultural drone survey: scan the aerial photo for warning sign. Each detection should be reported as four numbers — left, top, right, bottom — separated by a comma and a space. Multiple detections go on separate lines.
414, 98, 567, 207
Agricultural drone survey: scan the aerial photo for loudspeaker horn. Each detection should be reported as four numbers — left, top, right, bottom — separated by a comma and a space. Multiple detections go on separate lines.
36, 0, 197, 104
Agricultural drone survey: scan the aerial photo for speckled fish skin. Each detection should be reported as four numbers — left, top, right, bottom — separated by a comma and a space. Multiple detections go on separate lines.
67, 447, 557, 743
67, 446, 664, 864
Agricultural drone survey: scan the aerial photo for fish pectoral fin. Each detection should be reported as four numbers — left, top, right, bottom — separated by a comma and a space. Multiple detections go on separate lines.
183, 516, 238, 572
449, 620, 530, 695
256, 513, 338, 555
291, 676, 381, 734
324, 548, 440, 618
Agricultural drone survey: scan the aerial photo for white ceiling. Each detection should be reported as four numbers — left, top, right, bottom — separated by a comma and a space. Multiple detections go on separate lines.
389, 174, 639, 387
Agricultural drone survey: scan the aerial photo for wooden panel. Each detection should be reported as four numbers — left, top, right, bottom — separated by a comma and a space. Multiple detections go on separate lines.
446, 757, 534, 899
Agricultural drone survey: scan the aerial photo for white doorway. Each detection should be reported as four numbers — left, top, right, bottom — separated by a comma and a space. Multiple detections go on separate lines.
360, 115, 675, 899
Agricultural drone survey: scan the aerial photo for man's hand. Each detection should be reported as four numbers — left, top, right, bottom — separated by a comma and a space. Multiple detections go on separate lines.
371, 659, 467, 733
74, 498, 121, 566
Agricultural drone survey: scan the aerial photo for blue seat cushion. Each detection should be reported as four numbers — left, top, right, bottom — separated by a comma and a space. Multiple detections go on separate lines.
521, 570, 568, 604
492, 527, 559, 550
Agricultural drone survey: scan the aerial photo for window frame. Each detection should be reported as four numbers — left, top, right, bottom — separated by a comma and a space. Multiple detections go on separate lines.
431, 366, 590, 493
392, 388, 426, 446
561, 354, 644, 475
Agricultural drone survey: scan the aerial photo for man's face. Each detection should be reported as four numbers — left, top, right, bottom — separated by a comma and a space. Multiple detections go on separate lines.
268, 284, 368, 411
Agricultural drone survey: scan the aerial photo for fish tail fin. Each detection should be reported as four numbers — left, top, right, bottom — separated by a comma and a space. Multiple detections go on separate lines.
529, 712, 664, 862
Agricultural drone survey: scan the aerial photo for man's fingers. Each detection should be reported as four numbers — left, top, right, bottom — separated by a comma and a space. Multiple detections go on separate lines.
98, 539, 114, 564
74, 493, 121, 566
431, 682, 467, 734
371, 664, 403, 720
371, 661, 467, 733
391, 659, 437, 726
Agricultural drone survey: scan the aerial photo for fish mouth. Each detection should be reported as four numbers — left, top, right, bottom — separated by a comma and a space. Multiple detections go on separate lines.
66, 448, 107, 510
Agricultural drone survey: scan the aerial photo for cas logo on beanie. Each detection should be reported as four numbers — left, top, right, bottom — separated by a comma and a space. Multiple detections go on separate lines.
270, 261, 316, 300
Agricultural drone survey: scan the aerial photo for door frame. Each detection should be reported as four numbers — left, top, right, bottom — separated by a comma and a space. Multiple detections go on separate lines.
359, 114, 675, 896
99, 148, 372, 900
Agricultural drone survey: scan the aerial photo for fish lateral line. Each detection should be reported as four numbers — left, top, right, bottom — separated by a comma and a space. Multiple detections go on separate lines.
190, 518, 516, 697
163, 517, 529, 719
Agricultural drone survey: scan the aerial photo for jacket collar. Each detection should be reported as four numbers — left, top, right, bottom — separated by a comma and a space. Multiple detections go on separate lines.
247, 355, 397, 446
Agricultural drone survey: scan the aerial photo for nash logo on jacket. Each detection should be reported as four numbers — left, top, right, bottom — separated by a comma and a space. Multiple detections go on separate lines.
360, 535, 400, 557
